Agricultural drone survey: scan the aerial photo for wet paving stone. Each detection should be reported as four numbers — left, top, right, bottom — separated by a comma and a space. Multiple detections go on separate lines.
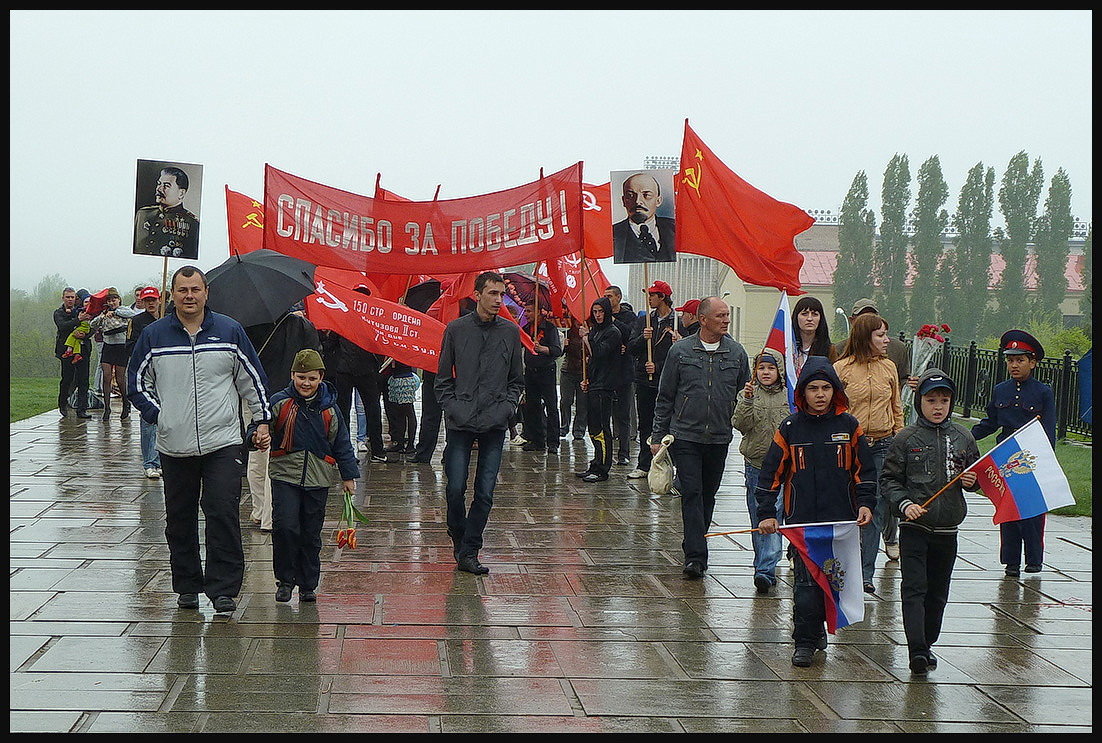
9, 411, 1094, 732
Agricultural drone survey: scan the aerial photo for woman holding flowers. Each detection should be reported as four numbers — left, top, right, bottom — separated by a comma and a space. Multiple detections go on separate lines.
835, 312, 904, 593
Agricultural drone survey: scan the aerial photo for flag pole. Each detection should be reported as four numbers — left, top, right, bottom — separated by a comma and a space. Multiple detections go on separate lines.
918, 415, 1042, 509
643, 263, 653, 381
705, 528, 760, 537
158, 257, 169, 318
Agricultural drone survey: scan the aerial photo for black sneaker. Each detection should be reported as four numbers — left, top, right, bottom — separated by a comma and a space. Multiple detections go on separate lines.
573, 470, 593, 478
683, 561, 705, 579
753, 574, 773, 594
1005, 566, 1021, 577
792, 647, 815, 667
581, 472, 608, 483
370, 453, 388, 463
863, 582, 876, 594
1024, 564, 1042, 573
614, 456, 631, 466
457, 557, 490, 575
212, 596, 237, 613
300, 589, 317, 602
909, 653, 930, 675
522, 442, 545, 452
275, 583, 293, 603
177, 593, 200, 609
926, 651, 937, 669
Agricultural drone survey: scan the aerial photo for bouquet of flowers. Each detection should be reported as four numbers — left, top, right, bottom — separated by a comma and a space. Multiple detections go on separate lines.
334, 488, 369, 550
902, 323, 952, 424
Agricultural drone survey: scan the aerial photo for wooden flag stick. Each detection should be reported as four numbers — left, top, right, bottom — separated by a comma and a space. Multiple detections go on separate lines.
158, 257, 169, 318
705, 528, 761, 537
643, 263, 653, 381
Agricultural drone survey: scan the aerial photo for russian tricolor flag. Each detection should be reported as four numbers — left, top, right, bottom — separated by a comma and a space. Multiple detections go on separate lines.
764, 289, 798, 412
967, 418, 1075, 524
781, 521, 864, 633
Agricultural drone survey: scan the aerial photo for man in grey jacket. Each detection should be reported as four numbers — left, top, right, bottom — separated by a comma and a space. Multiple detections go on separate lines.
435, 271, 524, 575
128, 266, 270, 613
652, 296, 750, 579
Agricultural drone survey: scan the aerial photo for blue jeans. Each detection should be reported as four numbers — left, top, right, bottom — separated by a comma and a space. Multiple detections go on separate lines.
443, 427, 506, 560
745, 463, 782, 582
140, 418, 160, 469
860, 437, 892, 583
354, 390, 367, 443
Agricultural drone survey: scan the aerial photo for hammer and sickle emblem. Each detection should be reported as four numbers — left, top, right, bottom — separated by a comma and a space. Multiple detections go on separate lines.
313, 280, 348, 312
563, 252, 582, 268
242, 212, 264, 230
682, 148, 704, 196
581, 190, 601, 211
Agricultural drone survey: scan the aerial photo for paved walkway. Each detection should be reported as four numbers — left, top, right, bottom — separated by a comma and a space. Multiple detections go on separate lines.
10, 410, 1093, 732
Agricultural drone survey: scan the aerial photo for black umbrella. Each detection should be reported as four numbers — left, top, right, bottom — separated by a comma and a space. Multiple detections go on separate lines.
402, 279, 442, 313
205, 249, 317, 327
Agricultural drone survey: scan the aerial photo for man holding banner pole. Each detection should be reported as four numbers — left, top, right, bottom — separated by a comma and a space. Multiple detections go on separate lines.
435, 271, 524, 575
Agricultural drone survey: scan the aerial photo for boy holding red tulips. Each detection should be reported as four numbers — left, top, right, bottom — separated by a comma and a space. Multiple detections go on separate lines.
252, 349, 359, 603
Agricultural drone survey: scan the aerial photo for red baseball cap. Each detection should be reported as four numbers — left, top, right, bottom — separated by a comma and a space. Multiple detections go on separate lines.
138, 286, 160, 300
646, 280, 673, 297
675, 299, 701, 314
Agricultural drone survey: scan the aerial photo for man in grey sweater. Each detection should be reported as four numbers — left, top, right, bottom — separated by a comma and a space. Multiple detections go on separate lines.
435, 271, 524, 575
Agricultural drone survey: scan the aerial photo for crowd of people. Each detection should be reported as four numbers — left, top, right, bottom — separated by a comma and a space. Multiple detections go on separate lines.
51, 268, 1058, 675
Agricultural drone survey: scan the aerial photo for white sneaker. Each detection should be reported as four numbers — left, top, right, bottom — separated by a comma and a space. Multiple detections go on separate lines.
356, 441, 368, 452
627, 468, 648, 479
512, 436, 528, 446
145, 468, 160, 479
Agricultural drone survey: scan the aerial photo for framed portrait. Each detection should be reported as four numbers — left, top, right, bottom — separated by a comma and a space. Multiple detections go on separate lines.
133, 159, 203, 259
610, 168, 676, 264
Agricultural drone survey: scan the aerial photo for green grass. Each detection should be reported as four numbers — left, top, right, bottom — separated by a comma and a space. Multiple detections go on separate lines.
959, 417, 1092, 518
11, 377, 60, 423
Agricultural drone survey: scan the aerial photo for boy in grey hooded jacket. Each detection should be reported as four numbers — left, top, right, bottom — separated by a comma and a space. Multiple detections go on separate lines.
880, 368, 980, 675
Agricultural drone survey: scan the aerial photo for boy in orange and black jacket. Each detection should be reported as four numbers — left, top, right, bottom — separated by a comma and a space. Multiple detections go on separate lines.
756, 355, 876, 667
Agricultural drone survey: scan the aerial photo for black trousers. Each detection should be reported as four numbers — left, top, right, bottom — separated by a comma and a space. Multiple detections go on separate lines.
792, 549, 828, 650
634, 384, 658, 471
585, 389, 614, 476
899, 526, 957, 658
159, 445, 245, 599
271, 479, 329, 591
58, 356, 89, 412
412, 370, 442, 460
611, 382, 633, 458
384, 399, 417, 448
670, 439, 729, 566
334, 372, 384, 453
1000, 514, 1045, 568
522, 367, 560, 448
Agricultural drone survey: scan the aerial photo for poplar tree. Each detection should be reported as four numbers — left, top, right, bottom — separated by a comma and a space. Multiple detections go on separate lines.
942, 163, 995, 341
832, 170, 876, 312
996, 151, 1044, 329
873, 154, 911, 325
1080, 227, 1092, 337
910, 156, 949, 329
1032, 168, 1074, 322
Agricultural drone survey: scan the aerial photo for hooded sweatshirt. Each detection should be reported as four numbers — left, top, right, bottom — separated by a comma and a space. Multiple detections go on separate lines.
585, 296, 622, 392
731, 348, 793, 468
755, 355, 877, 525
879, 368, 981, 533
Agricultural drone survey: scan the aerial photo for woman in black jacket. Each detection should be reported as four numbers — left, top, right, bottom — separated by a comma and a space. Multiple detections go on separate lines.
576, 296, 621, 483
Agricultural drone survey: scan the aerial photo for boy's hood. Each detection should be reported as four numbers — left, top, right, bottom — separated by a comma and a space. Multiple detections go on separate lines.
591, 296, 614, 327
755, 347, 786, 375
916, 367, 956, 424
794, 355, 848, 414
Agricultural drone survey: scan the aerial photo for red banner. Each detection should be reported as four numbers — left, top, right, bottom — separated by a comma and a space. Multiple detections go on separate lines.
225, 186, 265, 256
539, 252, 611, 324
676, 121, 812, 293
264, 163, 584, 274
305, 273, 445, 373
582, 182, 613, 259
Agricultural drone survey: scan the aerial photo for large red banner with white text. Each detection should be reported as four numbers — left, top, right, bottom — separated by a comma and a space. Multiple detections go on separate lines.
264, 163, 584, 274
305, 273, 446, 373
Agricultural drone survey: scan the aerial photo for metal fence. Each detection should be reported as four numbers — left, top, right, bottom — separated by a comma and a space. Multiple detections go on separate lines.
901, 335, 1092, 441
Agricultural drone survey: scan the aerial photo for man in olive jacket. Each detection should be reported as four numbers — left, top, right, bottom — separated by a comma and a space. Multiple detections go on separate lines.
651, 296, 750, 579
435, 271, 524, 575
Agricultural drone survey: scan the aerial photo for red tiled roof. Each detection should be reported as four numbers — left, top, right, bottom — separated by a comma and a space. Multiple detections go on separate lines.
800, 251, 1085, 292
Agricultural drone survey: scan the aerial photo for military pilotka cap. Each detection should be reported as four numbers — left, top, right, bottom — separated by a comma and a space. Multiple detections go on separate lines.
1000, 329, 1044, 360
290, 349, 325, 373
852, 298, 878, 316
